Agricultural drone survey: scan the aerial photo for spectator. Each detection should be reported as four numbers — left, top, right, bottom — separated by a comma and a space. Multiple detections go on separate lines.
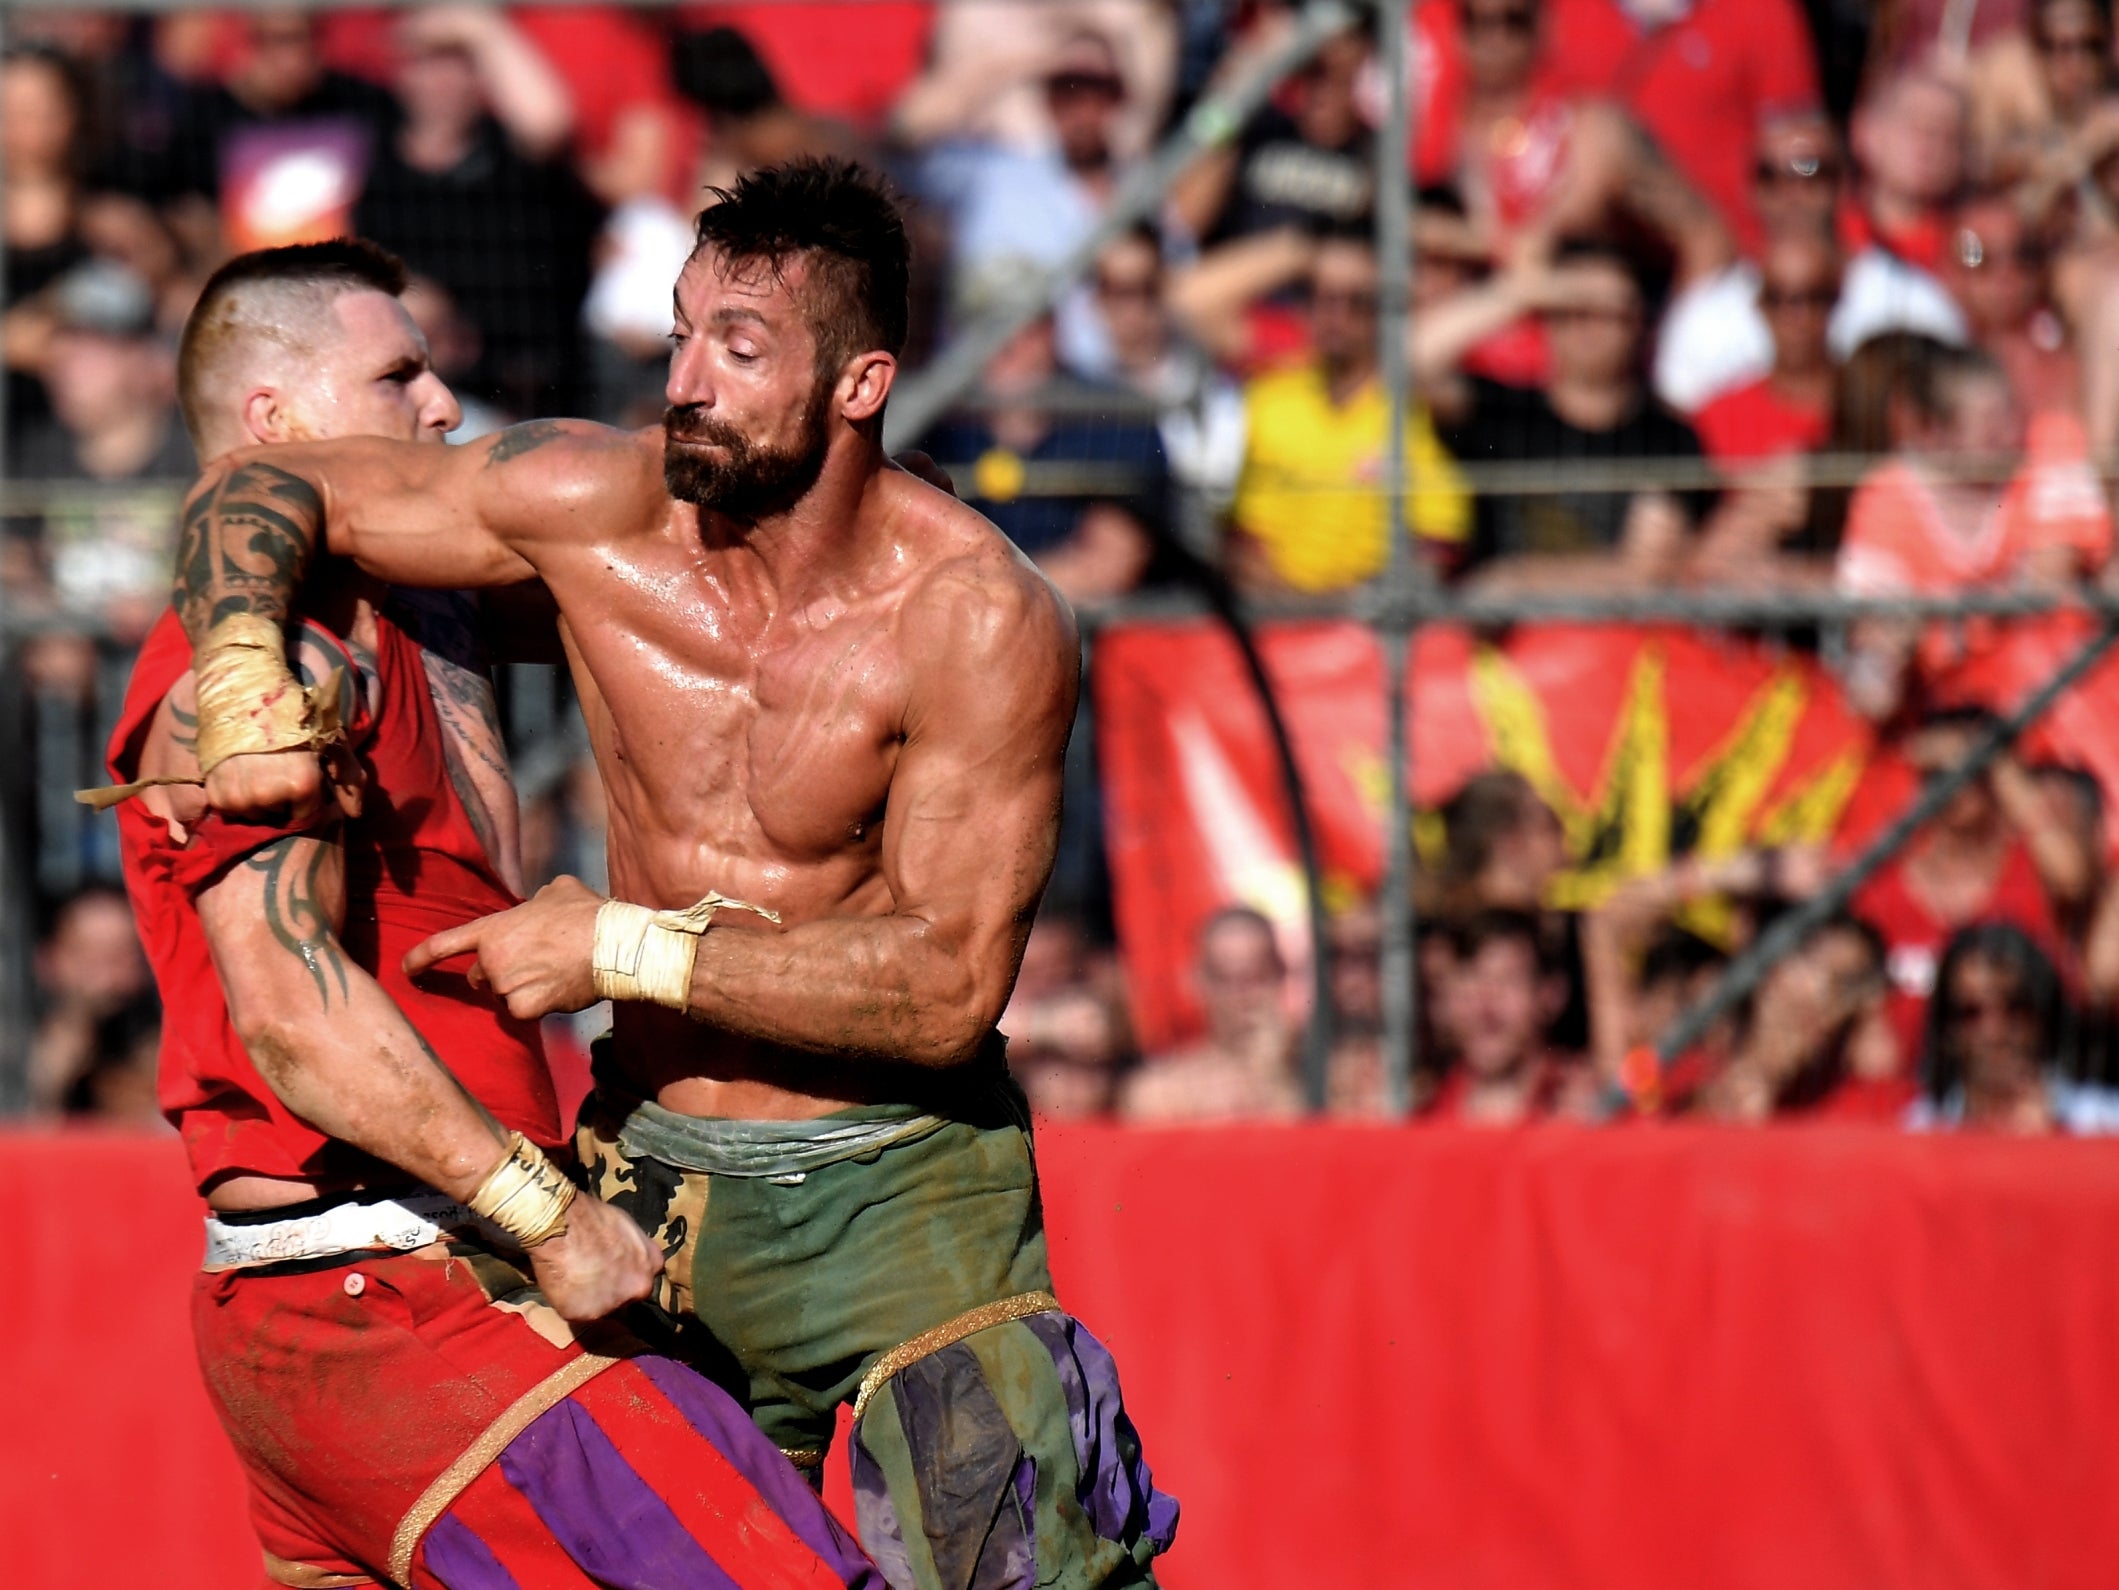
1548, 0, 1823, 254
28, 883, 154, 1119
1853, 710, 2094, 1067
1227, 220, 1471, 592
160, 9, 393, 255
1418, 239, 1710, 589
1848, 69, 1968, 275
1687, 231, 1842, 584
354, 7, 600, 418
1169, 19, 1374, 246
1835, 340, 2109, 720
1426, 769, 1569, 918
676, 25, 864, 195
1083, 223, 1248, 519
1692, 232, 1841, 466
1940, 190, 2081, 419
1967, 0, 2117, 189
892, 0, 1175, 166
1696, 914, 1904, 1123
1120, 906, 1302, 1123
920, 280, 1171, 605
10, 260, 193, 643
1909, 921, 2119, 1131
1004, 912, 1135, 1119
914, 29, 1134, 372
65, 996, 165, 1125
1654, 114, 1968, 416
4, 43, 97, 444
1425, 909, 1589, 1124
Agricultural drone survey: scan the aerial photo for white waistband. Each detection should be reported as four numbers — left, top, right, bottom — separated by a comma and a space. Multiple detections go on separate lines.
201, 1191, 504, 1271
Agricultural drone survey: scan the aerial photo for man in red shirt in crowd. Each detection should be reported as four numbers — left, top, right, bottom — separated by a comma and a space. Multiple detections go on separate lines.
99, 239, 876, 1590
1534, 0, 1821, 254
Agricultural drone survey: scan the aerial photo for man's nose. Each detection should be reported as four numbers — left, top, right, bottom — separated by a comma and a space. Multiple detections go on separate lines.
667, 340, 716, 409
418, 373, 462, 435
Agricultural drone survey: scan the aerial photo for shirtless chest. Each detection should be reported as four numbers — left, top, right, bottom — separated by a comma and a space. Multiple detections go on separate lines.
545, 541, 911, 916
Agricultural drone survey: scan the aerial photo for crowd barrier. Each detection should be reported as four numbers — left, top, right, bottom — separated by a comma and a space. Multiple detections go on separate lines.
5, 1122, 2118, 1589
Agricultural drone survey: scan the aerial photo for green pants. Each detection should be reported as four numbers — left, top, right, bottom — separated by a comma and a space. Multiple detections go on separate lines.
575, 1056, 1177, 1590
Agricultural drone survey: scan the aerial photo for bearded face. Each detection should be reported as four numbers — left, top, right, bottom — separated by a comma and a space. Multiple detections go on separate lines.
662, 375, 834, 522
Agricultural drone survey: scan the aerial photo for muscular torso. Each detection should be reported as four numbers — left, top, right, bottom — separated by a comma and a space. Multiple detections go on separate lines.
538, 475, 1015, 1119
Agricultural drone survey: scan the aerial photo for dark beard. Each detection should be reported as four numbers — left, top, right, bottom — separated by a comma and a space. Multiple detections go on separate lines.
662, 390, 831, 522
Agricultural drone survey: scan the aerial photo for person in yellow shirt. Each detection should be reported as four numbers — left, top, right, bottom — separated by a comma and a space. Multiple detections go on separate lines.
1230, 223, 1471, 591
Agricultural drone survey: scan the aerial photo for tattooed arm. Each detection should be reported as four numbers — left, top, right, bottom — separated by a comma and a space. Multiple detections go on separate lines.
173, 419, 650, 818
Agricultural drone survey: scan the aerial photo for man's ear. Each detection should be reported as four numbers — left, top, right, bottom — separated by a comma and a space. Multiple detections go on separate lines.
241, 387, 292, 445
840, 351, 898, 425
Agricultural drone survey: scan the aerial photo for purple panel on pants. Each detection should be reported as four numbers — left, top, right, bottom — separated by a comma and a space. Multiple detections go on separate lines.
419, 1514, 522, 1590
633, 1355, 884, 1588
498, 1395, 743, 1590
1022, 1312, 1180, 1552
846, 1432, 919, 1590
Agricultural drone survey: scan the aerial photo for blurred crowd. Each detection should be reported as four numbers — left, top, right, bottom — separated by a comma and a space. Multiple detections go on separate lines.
16, 0, 2119, 1134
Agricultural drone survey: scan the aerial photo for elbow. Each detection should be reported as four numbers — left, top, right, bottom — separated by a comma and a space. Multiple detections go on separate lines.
228, 1004, 317, 1103
901, 969, 1009, 1069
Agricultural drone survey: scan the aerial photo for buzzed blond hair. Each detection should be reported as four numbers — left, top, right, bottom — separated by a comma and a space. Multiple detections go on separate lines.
178, 238, 408, 457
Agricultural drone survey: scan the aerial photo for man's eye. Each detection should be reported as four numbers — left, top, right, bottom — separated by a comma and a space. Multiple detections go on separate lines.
669, 331, 689, 347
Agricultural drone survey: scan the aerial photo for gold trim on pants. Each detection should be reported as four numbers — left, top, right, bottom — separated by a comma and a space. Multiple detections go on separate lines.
387, 1349, 625, 1586
852, 1290, 1061, 1423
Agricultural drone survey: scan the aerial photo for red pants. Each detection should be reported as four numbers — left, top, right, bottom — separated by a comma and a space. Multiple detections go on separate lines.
193, 1246, 876, 1589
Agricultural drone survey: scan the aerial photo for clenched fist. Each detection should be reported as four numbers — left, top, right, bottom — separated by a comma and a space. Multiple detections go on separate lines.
526, 1193, 665, 1320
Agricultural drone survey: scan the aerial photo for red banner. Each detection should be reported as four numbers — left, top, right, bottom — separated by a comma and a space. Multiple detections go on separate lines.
1095, 621, 1873, 1051
9, 1126, 2119, 1590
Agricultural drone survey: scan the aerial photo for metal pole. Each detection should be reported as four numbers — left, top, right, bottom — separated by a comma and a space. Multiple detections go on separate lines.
883, 0, 1360, 451
1375, 0, 1420, 1118
1655, 616, 2119, 1066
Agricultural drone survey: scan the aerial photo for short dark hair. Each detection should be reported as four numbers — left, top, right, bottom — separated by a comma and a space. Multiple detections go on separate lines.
179, 238, 408, 442
1448, 908, 1546, 972
691, 157, 911, 384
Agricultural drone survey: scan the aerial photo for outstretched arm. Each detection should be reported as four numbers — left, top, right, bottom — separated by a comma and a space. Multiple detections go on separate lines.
409, 555, 1082, 1066
173, 419, 645, 817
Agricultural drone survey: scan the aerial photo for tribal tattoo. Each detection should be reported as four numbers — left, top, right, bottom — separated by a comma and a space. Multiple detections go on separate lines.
241, 836, 350, 1009
174, 462, 325, 641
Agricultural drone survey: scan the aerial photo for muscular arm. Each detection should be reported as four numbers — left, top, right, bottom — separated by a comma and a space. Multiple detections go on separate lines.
198, 830, 516, 1195
172, 419, 644, 643
686, 561, 1080, 1064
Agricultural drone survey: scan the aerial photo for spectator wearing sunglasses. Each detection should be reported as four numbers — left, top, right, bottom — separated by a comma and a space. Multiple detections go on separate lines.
1909, 922, 2119, 1133
1655, 113, 1967, 415
1967, 0, 2116, 191
914, 29, 1137, 372
1692, 232, 1841, 465
1940, 190, 2082, 420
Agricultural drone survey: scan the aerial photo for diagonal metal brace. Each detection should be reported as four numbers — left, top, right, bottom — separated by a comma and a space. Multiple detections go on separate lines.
1654, 615, 2119, 1067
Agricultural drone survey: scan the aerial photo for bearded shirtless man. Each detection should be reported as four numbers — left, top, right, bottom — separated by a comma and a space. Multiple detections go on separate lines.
173, 161, 1176, 1589
112, 239, 876, 1589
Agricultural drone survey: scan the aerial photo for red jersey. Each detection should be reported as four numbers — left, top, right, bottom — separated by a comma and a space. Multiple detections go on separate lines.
1852, 839, 2063, 1073
1693, 376, 1828, 465
1548, 0, 1820, 255
108, 607, 559, 1195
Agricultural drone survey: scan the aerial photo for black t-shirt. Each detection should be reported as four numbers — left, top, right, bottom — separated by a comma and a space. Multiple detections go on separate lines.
162, 72, 395, 202
1206, 107, 1373, 245
1436, 377, 1712, 570
355, 117, 603, 418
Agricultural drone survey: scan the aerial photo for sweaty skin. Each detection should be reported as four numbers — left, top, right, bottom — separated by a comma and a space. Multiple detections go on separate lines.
176, 251, 1080, 1120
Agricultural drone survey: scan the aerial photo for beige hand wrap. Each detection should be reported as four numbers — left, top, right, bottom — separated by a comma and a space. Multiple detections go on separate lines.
467, 1132, 576, 1249
591, 892, 782, 1013
74, 615, 347, 811
193, 613, 344, 775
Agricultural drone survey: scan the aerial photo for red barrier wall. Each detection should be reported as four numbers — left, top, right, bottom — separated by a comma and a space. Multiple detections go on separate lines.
6, 1124, 2119, 1590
